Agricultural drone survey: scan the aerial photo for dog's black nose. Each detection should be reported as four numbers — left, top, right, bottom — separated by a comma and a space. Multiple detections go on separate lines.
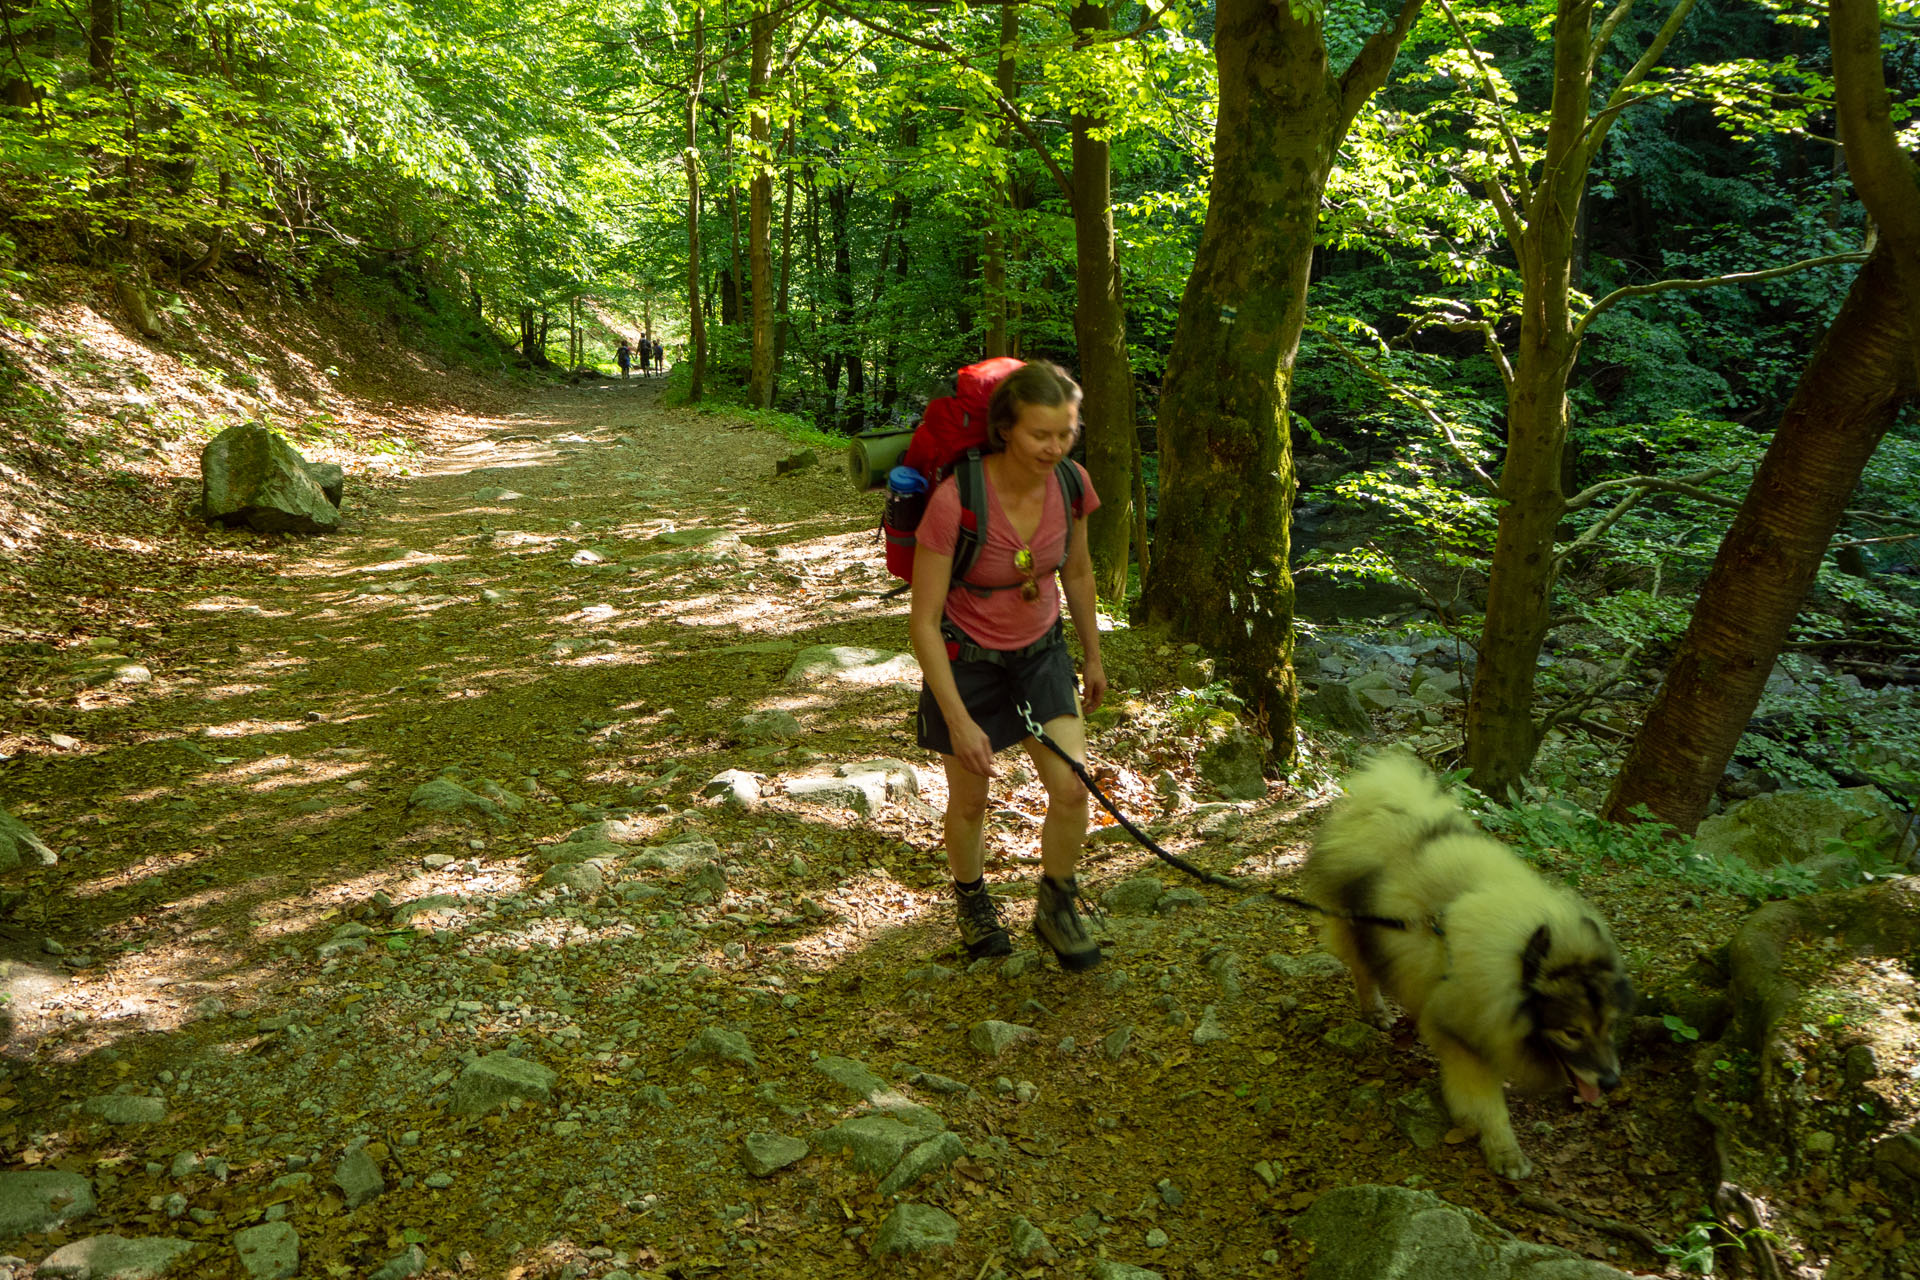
1597, 1069, 1620, 1092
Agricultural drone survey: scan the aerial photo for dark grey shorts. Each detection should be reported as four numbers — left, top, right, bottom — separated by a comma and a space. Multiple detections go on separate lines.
916, 634, 1082, 756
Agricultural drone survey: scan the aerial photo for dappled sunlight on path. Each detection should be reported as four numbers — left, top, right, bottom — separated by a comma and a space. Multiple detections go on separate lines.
0, 378, 1717, 1279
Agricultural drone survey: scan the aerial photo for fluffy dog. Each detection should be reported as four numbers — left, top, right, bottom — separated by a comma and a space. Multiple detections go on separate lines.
1301, 753, 1633, 1179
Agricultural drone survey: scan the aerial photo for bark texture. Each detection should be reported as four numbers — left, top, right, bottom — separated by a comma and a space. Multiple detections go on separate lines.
1143, 0, 1420, 757
747, 4, 775, 409
1070, 2, 1135, 603
1603, 245, 1917, 830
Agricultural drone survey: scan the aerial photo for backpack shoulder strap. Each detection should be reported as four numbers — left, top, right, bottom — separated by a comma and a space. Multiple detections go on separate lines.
951, 449, 989, 586
1052, 460, 1085, 574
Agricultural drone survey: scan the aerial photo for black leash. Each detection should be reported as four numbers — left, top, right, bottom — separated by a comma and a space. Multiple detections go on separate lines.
1016, 702, 1418, 933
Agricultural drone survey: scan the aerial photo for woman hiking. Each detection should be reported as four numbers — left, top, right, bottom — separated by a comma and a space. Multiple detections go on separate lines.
907, 361, 1107, 971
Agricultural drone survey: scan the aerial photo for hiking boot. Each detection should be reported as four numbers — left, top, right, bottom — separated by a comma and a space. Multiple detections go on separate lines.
953, 879, 1012, 960
1034, 874, 1102, 972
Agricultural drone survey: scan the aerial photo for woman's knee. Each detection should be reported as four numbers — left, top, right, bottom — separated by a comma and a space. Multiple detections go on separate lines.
947, 790, 991, 824
1043, 777, 1090, 815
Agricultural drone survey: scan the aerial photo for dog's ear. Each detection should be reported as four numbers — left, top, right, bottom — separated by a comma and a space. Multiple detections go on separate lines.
1520, 924, 1551, 987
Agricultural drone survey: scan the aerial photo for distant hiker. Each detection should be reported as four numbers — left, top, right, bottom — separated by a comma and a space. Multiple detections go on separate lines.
651, 336, 665, 373
616, 340, 632, 379
907, 361, 1106, 971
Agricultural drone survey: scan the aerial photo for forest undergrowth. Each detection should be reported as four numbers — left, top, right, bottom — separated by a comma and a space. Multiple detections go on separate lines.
0, 280, 1909, 1280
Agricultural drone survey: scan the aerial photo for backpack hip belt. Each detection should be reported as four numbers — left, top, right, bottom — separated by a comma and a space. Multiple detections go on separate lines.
941, 617, 1064, 666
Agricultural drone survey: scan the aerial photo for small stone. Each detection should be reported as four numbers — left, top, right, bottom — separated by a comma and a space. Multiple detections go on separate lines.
1103, 1026, 1134, 1061
679, 1026, 757, 1071
1321, 1021, 1387, 1057
1092, 1261, 1165, 1280
448, 1052, 557, 1116
967, 1020, 1035, 1058
742, 1133, 809, 1178
872, 1203, 959, 1255
1264, 951, 1347, 979
1253, 1159, 1278, 1187
231, 1222, 299, 1280
813, 1055, 887, 1101
1101, 876, 1165, 914
1192, 1005, 1229, 1045
424, 1173, 454, 1189
332, 1148, 384, 1209
816, 1115, 940, 1177
82, 1095, 166, 1124
1145, 1227, 1170, 1248
368, 1245, 427, 1280
1156, 1178, 1184, 1208
876, 1131, 966, 1197
1008, 1214, 1057, 1262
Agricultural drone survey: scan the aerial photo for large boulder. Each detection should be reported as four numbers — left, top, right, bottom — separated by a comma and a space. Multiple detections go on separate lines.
1291, 1185, 1636, 1280
201, 423, 341, 534
1696, 786, 1905, 869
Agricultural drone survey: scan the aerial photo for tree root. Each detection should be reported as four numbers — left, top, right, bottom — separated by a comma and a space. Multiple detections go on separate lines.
1706, 1129, 1787, 1280
1513, 1191, 1665, 1256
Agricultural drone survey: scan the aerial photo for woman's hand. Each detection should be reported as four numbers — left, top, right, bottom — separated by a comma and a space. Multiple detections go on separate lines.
1081, 656, 1108, 715
949, 716, 996, 778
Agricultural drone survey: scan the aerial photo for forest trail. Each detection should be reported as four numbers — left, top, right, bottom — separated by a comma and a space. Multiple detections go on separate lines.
0, 382, 1703, 1279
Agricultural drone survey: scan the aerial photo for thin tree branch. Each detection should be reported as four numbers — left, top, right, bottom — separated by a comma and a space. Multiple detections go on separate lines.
1329, 342, 1502, 497
1564, 466, 1740, 514
1429, 0, 1530, 199
1398, 310, 1515, 394
1831, 531, 1920, 550
1582, 0, 1700, 163
1571, 252, 1869, 345
1844, 507, 1920, 531
1586, 0, 1640, 78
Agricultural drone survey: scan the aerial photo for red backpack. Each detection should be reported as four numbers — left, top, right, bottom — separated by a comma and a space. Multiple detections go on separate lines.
882, 357, 1085, 595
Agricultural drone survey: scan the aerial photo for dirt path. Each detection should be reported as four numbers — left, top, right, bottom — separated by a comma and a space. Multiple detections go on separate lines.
0, 382, 1706, 1279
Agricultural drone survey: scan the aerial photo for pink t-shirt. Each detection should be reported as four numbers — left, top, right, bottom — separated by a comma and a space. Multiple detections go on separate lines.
916, 461, 1101, 650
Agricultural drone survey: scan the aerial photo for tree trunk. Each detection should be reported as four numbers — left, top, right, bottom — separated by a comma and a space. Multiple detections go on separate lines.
1462, 0, 1696, 796
684, 7, 708, 401
1143, 0, 1421, 759
724, 68, 745, 331
1603, 0, 1920, 830
983, 3, 1019, 358
748, 5, 776, 408
1604, 243, 1917, 830
87, 0, 112, 80
1070, 2, 1136, 604
827, 178, 861, 431
773, 117, 796, 400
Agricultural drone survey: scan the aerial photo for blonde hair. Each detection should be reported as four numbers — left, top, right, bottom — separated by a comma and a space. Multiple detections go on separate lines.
985, 362, 1082, 453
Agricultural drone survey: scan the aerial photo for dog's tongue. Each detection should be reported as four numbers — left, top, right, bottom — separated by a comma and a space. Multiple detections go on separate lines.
1575, 1076, 1602, 1105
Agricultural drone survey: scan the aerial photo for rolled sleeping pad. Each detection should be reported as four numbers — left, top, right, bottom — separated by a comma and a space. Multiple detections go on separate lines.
847, 428, 916, 490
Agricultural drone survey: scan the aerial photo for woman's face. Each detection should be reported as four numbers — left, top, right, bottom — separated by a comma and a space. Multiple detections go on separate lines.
1004, 400, 1080, 473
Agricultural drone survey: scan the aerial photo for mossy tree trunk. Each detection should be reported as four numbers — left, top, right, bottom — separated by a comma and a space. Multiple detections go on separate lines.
1144, 0, 1423, 759
1069, 2, 1136, 605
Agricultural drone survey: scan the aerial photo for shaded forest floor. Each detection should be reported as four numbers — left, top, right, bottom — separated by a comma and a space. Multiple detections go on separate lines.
0, 282, 1887, 1279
